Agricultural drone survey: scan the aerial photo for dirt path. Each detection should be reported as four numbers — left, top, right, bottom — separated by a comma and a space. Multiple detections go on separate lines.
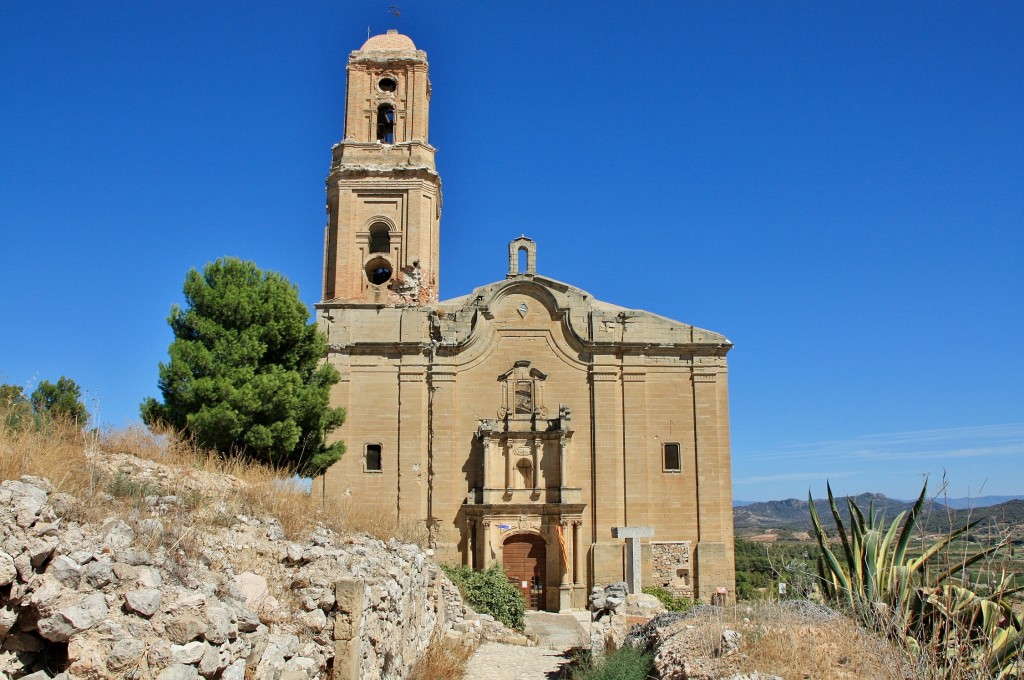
463, 642, 573, 679
463, 612, 590, 680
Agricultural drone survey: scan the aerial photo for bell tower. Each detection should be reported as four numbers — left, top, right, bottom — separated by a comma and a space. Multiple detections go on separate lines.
322, 30, 441, 304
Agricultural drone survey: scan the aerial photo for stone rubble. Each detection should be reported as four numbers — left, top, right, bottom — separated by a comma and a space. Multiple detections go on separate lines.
0, 457, 512, 679
586, 582, 667, 657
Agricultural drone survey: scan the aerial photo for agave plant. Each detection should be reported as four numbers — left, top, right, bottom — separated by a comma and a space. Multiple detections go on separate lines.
809, 481, 1024, 677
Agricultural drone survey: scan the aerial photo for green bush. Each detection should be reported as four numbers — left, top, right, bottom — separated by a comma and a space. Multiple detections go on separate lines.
734, 538, 820, 601
568, 645, 654, 680
641, 586, 698, 612
440, 563, 525, 630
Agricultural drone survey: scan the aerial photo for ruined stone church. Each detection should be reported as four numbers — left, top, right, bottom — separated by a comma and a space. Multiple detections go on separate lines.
312, 30, 736, 611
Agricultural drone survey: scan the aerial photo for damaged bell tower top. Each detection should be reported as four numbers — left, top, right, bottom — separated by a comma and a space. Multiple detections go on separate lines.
322, 29, 441, 304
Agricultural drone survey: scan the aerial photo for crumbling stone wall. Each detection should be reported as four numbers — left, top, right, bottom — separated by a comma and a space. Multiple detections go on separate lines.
0, 468, 477, 679
651, 541, 693, 598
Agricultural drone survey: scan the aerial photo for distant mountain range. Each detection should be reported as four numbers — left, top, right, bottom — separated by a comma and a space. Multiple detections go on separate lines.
934, 495, 1024, 509
734, 495, 1024, 509
733, 494, 1024, 534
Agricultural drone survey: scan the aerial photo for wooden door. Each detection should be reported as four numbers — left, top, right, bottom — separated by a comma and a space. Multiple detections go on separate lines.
503, 534, 546, 610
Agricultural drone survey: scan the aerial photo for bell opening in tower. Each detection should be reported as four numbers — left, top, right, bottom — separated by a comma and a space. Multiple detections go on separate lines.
368, 223, 391, 253
376, 104, 395, 144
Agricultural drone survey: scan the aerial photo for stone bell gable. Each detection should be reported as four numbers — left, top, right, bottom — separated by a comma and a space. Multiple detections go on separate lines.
314, 30, 736, 611
432, 274, 730, 350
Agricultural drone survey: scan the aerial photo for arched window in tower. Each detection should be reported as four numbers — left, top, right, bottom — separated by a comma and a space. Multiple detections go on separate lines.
376, 104, 396, 144
517, 247, 528, 275
368, 223, 390, 253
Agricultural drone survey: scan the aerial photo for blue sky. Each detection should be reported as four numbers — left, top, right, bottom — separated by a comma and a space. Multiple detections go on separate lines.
2, 2, 1021, 501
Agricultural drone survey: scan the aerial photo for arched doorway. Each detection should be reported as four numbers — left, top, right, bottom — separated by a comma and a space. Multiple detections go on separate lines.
503, 534, 546, 610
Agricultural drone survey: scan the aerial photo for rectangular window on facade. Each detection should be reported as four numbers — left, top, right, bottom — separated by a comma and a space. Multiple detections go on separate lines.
365, 444, 382, 472
663, 443, 681, 472
514, 380, 533, 415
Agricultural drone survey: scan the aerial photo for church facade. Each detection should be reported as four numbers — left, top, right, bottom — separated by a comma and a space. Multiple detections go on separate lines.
312, 30, 736, 611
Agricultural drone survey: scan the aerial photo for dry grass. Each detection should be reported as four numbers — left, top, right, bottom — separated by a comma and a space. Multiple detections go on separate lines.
0, 414, 97, 496
0, 410, 428, 547
663, 602, 943, 680
407, 633, 475, 680
738, 614, 912, 679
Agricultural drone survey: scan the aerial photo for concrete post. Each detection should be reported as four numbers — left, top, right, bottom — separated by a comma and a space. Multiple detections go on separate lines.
612, 526, 654, 595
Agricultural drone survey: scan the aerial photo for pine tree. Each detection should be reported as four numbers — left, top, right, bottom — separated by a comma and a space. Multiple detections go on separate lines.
141, 258, 345, 475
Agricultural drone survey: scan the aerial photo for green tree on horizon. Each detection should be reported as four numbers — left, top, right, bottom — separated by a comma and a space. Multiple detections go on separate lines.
0, 383, 32, 429
30, 376, 90, 425
1, 377, 90, 429
140, 257, 345, 476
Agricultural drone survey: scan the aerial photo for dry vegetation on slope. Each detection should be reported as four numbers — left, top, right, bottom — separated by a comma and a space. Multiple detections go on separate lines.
0, 415, 426, 548
0, 411, 483, 680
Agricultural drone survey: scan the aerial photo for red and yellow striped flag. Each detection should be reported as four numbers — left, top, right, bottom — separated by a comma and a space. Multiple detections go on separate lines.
556, 524, 570, 570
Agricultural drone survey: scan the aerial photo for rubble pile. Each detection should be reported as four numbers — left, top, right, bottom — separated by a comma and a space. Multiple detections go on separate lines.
587, 582, 666, 654
0, 460, 483, 680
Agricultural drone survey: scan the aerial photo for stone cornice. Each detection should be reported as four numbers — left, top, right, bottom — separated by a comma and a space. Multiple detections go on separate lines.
348, 52, 427, 66
328, 165, 440, 183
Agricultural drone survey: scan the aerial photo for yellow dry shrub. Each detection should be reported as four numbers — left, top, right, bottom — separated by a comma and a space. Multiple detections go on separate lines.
0, 409, 425, 546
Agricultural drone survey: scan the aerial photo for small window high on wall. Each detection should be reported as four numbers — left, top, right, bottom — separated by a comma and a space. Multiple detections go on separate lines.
368, 223, 390, 253
365, 444, 382, 472
663, 443, 681, 472
376, 105, 395, 144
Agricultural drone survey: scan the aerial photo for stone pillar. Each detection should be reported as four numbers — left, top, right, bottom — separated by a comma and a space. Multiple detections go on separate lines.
590, 363, 625, 584
558, 433, 567, 489
530, 436, 539, 492
465, 520, 475, 567
621, 368, 647, 525
481, 521, 492, 568
504, 440, 512, 490
333, 579, 365, 680
429, 368, 457, 560
397, 366, 427, 522
692, 369, 735, 603
612, 526, 654, 595
572, 520, 581, 587
480, 436, 491, 490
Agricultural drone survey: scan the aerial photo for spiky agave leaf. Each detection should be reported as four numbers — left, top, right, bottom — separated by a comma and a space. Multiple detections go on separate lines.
906, 516, 986, 585
876, 510, 905, 595
893, 483, 928, 566
808, 479, 1024, 678
825, 482, 856, 583
809, 488, 853, 608
848, 497, 866, 596
988, 619, 1024, 678
862, 523, 881, 600
931, 539, 1008, 587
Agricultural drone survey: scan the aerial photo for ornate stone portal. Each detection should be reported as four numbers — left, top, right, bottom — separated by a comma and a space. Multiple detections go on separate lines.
313, 30, 737, 611
463, 361, 584, 610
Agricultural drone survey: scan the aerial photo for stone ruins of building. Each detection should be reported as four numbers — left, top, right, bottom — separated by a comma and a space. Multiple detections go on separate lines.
313, 30, 736, 611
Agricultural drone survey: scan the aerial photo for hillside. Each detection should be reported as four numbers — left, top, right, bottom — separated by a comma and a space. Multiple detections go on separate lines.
734, 493, 1024, 538
0, 421, 522, 679
733, 493, 914, 531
